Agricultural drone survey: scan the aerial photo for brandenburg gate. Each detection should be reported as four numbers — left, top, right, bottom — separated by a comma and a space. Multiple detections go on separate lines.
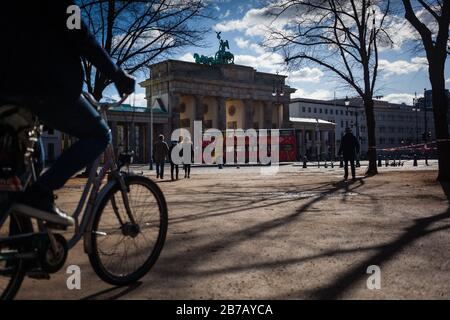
139, 34, 295, 141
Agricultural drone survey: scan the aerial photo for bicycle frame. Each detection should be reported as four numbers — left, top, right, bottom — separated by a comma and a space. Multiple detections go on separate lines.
65, 93, 133, 251
1, 93, 132, 253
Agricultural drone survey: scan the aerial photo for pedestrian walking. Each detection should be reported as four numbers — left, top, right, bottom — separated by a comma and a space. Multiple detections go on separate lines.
181, 136, 194, 179
169, 137, 182, 181
153, 134, 169, 179
338, 127, 360, 181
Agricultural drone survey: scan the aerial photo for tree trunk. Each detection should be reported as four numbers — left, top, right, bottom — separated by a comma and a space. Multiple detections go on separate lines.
364, 98, 378, 175
429, 61, 450, 181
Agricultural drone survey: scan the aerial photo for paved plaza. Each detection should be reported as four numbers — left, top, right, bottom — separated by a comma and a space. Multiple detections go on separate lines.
16, 161, 450, 299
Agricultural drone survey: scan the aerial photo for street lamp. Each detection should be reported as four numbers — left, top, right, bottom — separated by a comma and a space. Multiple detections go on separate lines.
272, 71, 284, 129
148, 79, 154, 170
315, 119, 320, 167
272, 71, 285, 98
412, 92, 420, 145
423, 88, 429, 166
344, 96, 361, 167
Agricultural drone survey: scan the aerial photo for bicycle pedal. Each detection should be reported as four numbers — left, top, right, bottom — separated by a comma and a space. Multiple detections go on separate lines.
27, 270, 51, 280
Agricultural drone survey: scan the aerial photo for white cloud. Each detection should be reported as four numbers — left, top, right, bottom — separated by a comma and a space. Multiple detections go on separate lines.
109, 93, 147, 107
291, 88, 333, 100
287, 67, 324, 83
383, 93, 415, 105
179, 52, 195, 63
234, 37, 266, 54
446, 78, 450, 85
220, 9, 230, 19
382, 8, 439, 51
234, 52, 284, 72
214, 7, 285, 37
234, 37, 250, 49
379, 57, 428, 77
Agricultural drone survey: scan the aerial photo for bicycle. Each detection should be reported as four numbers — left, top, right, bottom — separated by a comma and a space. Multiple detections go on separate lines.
0, 92, 168, 300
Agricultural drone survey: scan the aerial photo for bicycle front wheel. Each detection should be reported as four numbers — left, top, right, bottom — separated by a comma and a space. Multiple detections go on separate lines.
88, 175, 168, 286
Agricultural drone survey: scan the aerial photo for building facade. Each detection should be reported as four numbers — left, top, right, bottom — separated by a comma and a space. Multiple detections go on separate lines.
139, 59, 295, 141
290, 97, 437, 158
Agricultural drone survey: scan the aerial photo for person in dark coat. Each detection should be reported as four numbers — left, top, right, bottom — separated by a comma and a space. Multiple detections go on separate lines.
168, 137, 183, 181
338, 127, 360, 181
0, 1, 135, 226
153, 134, 169, 179
181, 136, 194, 179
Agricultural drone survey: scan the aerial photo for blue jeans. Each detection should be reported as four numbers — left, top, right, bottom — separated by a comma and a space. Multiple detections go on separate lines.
155, 161, 165, 178
28, 95, 111, 191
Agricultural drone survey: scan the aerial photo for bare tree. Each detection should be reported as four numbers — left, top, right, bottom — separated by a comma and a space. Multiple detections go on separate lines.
267, 0, 393, 175
78, 0, 209, 100
401, 0, 450, 181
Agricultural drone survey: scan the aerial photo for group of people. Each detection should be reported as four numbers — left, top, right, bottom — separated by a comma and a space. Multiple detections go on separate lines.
153, 135, 194, 181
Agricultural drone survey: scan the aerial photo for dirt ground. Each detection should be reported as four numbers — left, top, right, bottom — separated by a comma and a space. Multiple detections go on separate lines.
15, 163, 450, 300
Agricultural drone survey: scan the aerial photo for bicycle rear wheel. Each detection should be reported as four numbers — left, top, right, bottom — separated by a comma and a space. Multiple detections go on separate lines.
0, 209, 32, 300
88, 175, 168, 286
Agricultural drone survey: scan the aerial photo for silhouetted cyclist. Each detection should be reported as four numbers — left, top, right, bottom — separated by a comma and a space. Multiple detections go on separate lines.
0, 1, 135, 227
338, 127, 360, 181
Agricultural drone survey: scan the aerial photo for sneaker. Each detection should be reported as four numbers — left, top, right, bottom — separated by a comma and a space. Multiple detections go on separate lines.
14, 184, 74, 230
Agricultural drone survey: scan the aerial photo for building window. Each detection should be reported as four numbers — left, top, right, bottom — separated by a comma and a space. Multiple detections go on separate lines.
314, 108, 317, 113
302, 106, 306, 112
319, 109, 322, 114
341, 110, 344, 115
325, 109, 328, 114
341, 120, 344, 127
308, 107, 311, 112
330, 109, 333, 115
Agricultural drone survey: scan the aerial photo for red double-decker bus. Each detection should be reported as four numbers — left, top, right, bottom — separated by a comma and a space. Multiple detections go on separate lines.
200, 129, 297, 164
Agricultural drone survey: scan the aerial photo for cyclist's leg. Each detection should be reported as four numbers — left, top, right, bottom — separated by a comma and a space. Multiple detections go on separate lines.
29, 95, 111, 191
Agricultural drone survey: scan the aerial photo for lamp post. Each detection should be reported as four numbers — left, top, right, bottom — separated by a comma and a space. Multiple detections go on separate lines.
412, 92, 420, 145
423, 88, 429, 166
315, 119, 320, 167
272, 71, 284, 127
148, 79, 154, 170
412, 92, 420, 167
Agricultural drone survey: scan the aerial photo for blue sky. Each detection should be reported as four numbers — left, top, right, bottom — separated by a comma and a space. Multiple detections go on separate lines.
110, 0, 449, 107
